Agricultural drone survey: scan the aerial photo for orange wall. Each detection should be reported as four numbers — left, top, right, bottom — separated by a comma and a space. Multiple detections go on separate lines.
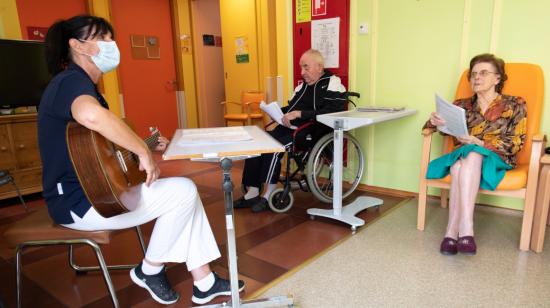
16, 0, 87, 39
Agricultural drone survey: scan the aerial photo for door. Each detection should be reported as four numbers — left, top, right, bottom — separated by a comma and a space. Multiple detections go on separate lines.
111, 0, 179, 138
191, 0, 225, 128
220, 0, 260, 110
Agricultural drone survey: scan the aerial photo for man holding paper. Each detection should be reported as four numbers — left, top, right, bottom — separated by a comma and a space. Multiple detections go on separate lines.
235, 49, 347, 212
423, 54, 527, 255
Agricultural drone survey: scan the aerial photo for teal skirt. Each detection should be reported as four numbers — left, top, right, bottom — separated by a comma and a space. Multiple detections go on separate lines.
426, 144, 512, 191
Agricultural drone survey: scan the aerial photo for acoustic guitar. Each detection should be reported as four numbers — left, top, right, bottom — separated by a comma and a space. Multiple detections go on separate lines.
66, 121, 160, 217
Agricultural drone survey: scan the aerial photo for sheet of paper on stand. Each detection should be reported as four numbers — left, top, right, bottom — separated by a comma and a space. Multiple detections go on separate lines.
356, 106, 405, 112
176, 126, 253, 146
434, 93, 469, 137
260, 101, 297, 129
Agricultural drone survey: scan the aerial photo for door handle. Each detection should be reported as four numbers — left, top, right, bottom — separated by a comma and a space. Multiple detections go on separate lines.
165, 79, 177, 91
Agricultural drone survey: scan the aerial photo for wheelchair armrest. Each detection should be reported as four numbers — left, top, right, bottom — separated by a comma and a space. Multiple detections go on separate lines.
292, 121, 315, 139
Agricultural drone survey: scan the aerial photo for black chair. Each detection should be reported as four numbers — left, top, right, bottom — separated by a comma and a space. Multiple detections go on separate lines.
0, 170, 28, 211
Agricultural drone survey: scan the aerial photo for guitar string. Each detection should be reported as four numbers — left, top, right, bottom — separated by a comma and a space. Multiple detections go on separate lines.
119, 132, 161, 161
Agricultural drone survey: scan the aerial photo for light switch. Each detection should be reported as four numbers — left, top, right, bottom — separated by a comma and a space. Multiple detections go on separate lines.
359, 23, 368, 35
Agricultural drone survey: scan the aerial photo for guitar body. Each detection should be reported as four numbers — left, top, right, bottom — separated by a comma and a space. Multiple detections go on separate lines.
66, 122, 150, 217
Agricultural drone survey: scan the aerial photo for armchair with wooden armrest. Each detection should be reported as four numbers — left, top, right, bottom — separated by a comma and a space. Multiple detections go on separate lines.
417, 63, 546, 251
221, 90, 266, 126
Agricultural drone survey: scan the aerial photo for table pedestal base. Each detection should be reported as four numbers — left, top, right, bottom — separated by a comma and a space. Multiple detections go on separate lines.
196, 295, 294, 308
194, 158, 293, 308
307, 196, 382, 232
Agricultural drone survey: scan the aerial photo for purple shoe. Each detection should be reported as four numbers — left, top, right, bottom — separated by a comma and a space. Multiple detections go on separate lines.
440, 237, 458, 255
457, 236, 477, 255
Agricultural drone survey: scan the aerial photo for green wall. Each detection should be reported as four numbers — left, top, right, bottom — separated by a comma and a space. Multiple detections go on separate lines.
350, 0, 550, 209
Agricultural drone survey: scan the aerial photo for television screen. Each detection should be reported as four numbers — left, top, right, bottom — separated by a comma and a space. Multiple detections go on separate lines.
0, 39, 51, 108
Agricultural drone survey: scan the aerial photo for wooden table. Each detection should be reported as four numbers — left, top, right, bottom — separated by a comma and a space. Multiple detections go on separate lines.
531, 154, 550, 253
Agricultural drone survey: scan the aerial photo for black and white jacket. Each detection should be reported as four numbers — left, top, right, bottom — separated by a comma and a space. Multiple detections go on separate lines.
282, 70, 347, 126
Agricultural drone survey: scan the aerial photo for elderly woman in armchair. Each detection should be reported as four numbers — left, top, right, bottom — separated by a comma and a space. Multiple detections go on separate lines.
423, 53, 527, 255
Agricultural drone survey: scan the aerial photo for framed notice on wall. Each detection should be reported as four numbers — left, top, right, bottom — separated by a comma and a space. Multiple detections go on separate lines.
311, 17, 340, 68
235, 36, 250, 63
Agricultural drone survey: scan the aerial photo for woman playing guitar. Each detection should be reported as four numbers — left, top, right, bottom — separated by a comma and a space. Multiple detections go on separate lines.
38, 15, 243, 305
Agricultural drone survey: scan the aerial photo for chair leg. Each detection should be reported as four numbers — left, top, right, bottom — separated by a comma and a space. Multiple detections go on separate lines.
417, 183, 428, 230
440, 189, 449, 208
68, 226, 145, 272
520, 189, 537, 251
16, 244, 23, 308
11, 180, 28, 212
16, 239, 120, 308
86, 239, 119, 308
135, 226, 147, 255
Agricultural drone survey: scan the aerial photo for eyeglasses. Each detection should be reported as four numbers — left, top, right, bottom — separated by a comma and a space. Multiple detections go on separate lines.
469, 70, 498, 79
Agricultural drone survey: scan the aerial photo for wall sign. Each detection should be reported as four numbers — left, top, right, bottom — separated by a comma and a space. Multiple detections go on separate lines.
296, 0, 311, 23
235, 36, 249, 63
311, 17, 340, 68
203, 34, 215, 46
27, 26, 48, 41
312, 0, 327, 16
131, 34, 160, 60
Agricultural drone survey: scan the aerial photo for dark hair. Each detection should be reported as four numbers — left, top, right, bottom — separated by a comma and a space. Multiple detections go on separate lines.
468, 53, 507, 93
45, 15, 115, 75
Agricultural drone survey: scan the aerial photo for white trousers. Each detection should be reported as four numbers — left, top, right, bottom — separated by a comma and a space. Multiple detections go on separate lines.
61, 177, 221, 271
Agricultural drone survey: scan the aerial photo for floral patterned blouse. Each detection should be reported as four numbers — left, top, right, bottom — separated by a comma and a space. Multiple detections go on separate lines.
424, 94, 527, 167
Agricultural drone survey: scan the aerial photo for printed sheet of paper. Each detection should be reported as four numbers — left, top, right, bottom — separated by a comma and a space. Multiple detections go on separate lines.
311, 17, 339, 68
176, 126, 253, 146
435, 93, 469, 137
260, 101, 297, 129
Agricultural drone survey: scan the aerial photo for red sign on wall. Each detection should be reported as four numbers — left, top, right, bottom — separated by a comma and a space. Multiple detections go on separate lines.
312, 0, 327, 16
27, 26, 48, 41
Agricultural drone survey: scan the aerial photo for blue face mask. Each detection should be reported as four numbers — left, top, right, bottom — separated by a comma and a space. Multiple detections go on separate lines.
80, 40, 120, 73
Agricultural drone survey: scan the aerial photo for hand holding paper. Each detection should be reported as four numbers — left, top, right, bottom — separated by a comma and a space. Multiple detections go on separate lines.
434, 94, 469, 137
260, 101, 297, 129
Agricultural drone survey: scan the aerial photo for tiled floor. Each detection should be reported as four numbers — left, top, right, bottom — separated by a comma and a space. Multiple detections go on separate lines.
0, 159, 407, 307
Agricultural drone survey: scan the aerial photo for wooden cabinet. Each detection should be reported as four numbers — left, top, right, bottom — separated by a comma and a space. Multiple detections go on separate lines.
0, 114, 42, 200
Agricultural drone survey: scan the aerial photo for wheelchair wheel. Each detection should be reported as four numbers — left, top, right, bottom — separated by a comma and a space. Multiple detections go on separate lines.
306, 132, 364, 203
268, 188, 294, 213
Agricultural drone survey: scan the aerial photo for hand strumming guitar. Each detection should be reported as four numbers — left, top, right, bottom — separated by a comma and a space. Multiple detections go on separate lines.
138, 150, 160, 187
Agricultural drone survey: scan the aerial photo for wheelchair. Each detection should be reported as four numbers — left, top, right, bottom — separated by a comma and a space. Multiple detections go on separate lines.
266, 92, 365, 213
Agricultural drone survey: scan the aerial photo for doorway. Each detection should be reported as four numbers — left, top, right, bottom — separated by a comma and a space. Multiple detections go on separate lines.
191, 0, 225, 128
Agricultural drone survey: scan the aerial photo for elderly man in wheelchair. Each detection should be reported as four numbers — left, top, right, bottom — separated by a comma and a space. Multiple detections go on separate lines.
234, 49, 364, 213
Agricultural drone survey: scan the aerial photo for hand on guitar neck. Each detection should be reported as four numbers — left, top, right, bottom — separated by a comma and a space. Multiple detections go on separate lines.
152, 127, 170, 152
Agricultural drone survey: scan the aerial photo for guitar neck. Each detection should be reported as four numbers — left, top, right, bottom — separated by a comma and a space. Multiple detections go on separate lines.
144, 131, 160, 150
